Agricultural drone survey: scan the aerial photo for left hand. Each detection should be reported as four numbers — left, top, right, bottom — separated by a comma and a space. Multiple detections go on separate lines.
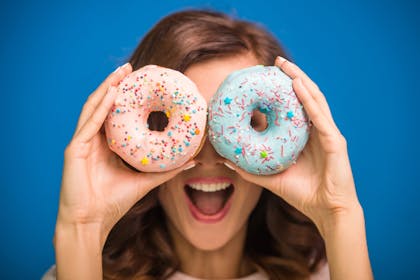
225, 56, 361, 234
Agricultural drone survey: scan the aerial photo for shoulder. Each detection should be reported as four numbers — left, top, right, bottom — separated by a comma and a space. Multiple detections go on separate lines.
41, 263, 329, 280
41, 265, 56, 280
168, 270, 268, 280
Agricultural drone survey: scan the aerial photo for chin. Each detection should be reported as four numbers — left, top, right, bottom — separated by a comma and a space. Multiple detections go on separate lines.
184, 226, 237, 251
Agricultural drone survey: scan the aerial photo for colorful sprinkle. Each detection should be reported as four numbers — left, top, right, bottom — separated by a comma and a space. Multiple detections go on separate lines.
286, 111, 294, 119
183, 114, 191, 122
260, 150, 268, 158
141, 157, 149, 165
224, 97, 232, 105
235, 147, 242, 155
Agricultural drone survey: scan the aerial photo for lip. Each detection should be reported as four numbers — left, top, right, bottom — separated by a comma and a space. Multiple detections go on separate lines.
184, 177, 234, 224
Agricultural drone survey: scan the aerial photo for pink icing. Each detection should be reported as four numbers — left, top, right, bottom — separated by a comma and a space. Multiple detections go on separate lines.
104, 65, 207, 172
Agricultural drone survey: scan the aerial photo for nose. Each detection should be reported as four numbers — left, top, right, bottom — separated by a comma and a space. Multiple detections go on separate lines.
193, 133, 225, 167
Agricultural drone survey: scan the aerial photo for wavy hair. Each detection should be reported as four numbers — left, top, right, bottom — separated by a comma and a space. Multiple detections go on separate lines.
102, 10, 326, 280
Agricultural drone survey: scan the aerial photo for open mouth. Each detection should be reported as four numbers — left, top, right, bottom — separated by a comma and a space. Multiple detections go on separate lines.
184, 180, 234, 223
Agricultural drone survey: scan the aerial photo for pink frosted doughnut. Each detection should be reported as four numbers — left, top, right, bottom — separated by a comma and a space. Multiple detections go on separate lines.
104, 65, 207, 172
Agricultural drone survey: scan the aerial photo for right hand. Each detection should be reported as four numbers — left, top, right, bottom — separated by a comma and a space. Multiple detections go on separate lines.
56, 63, 195, 244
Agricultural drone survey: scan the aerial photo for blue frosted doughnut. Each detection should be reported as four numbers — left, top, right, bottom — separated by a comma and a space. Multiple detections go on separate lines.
208, 65, 310, 175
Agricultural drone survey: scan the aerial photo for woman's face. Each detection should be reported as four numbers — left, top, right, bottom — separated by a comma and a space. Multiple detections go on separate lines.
158, 54, 263, 251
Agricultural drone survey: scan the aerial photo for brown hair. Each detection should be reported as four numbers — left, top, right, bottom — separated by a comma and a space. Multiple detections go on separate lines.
102, 9, 326, 279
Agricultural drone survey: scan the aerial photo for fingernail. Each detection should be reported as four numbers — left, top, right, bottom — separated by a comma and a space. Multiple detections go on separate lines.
121, 62, 130, 69
113, 66, 121, 73
224, 162, 235, 171
113, 63, 130, 74
276, 56, 287, 65
183, 163, 196, 171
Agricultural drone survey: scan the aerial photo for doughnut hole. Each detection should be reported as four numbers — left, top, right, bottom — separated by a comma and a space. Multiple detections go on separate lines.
250, 109, 268, 132
147, 111, 169, 131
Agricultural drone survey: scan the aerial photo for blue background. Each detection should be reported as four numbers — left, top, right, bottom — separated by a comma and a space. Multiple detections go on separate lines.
1, 0, 419, 279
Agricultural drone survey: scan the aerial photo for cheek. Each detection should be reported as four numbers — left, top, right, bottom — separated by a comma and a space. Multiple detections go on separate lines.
244, 186, 263, 210
158, 183, 179, 216
233, 184, 262, 220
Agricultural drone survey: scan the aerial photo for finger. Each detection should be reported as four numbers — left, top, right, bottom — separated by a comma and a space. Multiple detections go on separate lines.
293, 78, 339, 137
75, 62, 132, 133
131, 161, 197, 201
223, 161, 276, 189
223, 160, 299, 203
275, 56, 333, 119
74, 86, 118, 143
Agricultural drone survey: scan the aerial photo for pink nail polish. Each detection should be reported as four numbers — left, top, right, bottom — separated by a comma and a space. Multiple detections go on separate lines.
276, 56, 287, 64
183, 163, 196, 171
224, 162, 235, 171
113, 66, 121, 73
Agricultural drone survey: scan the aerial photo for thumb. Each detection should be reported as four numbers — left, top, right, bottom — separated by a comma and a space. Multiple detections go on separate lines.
131, 161, 196, 201
223, 160, 278, 191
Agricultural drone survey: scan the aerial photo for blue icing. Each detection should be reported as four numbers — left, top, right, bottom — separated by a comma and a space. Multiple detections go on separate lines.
208, 65, 309, 175
258, 102, 272, 113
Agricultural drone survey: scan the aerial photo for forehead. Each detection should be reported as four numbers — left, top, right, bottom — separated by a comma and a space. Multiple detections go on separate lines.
184, 54, 261, 103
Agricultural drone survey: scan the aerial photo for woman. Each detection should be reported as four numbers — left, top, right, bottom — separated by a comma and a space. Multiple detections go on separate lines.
47, 10, 373, 280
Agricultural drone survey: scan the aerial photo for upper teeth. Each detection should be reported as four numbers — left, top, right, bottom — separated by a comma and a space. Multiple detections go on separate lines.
188, 182, 231, 192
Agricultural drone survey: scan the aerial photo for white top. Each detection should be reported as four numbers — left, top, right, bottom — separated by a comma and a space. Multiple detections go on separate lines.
42, 262, 329, 279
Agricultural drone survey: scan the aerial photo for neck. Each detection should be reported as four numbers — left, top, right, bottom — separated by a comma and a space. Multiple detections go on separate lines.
167, 221, 256, 278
